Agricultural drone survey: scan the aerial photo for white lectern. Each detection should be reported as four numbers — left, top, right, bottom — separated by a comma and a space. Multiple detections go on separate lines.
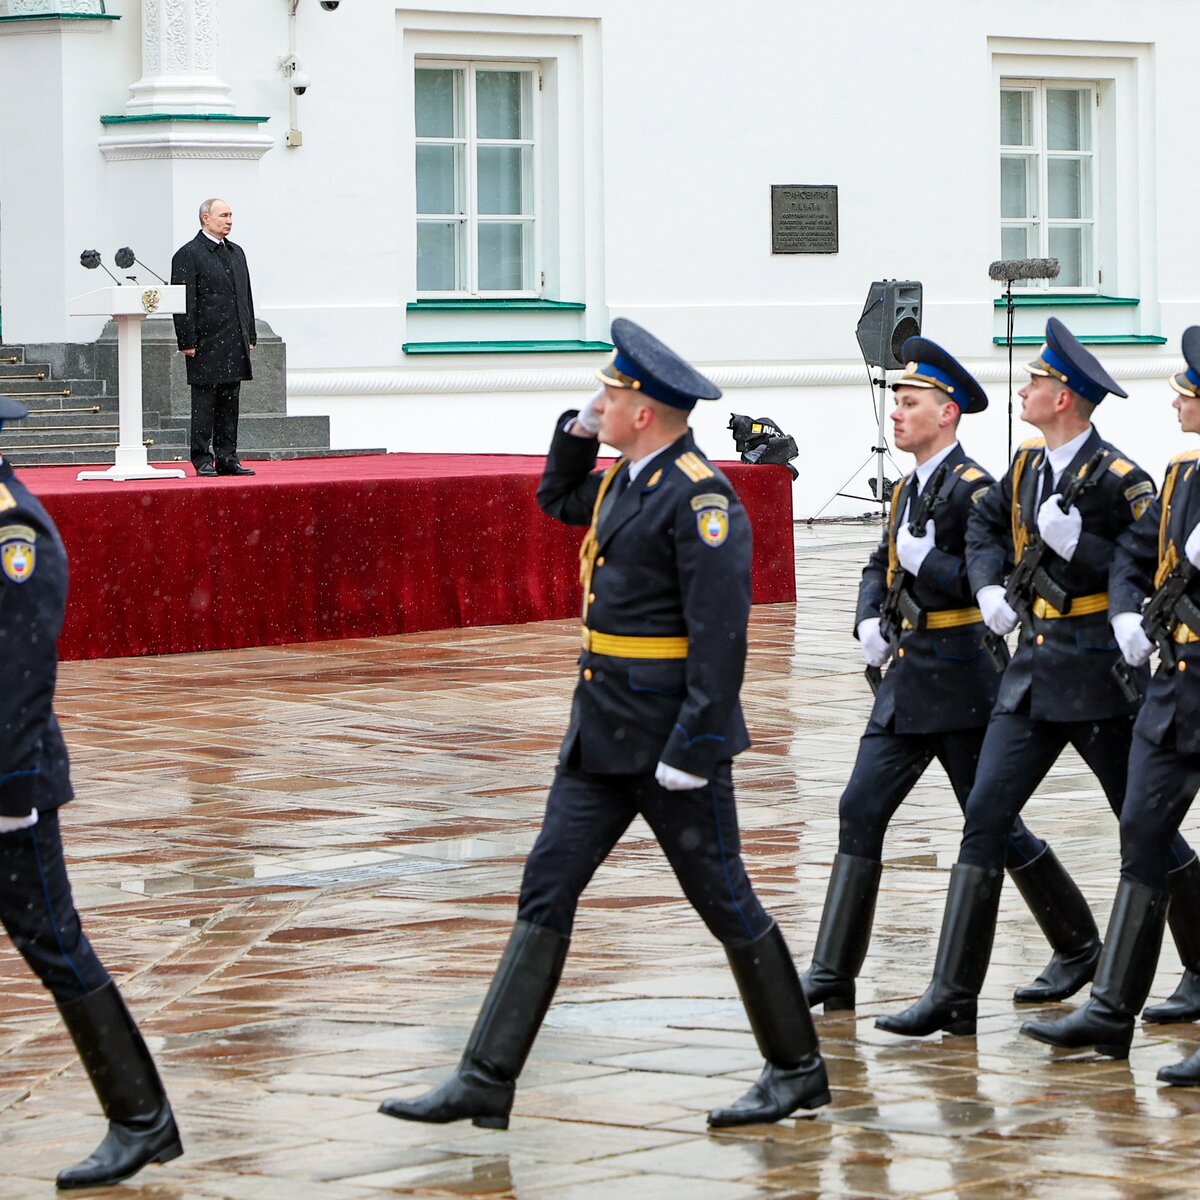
68, 285, 188, 482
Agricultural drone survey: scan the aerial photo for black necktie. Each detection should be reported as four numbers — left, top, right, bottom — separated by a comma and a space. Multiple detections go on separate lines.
1039, 459, 1055, 507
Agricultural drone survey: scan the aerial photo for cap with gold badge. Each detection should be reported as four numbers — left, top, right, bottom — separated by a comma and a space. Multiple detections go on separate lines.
894, 336, 988, 414
1026, 316, 1128, 404
597, 317, 721, 412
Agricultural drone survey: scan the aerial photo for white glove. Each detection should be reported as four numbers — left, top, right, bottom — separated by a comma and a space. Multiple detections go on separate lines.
1037, 494, 1083, 561
1111, 611, 1155, 667
1186, 521, 1200, 570
573, 386, 604, 435
0, 809, 38, 834
655, 762, 707, 792
896, 519, 936, 576
978, 585, 1019, 637
857, 617, 892, 668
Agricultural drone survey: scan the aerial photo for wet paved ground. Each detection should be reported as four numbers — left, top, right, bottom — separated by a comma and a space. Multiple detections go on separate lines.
5, 522, 1200, 1198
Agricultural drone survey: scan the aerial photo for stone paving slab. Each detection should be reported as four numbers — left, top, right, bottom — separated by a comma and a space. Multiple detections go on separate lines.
4, 521, 1200, 1197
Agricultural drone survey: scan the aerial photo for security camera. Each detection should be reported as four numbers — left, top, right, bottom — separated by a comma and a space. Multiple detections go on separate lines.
319, 1, 340, 9
291, 69, 311, 96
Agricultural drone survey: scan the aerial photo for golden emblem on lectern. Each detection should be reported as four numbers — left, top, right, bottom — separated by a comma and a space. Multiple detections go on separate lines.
141, 288, 161, 314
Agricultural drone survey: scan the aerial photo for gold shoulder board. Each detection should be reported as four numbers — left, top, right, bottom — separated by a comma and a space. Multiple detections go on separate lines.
1108, 458, 1135, 477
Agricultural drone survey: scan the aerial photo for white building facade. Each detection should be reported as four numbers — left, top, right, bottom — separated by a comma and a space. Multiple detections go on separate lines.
1, 0, 1197, 515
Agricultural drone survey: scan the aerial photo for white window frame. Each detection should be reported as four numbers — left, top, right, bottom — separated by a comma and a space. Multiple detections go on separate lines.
1000, 78, 1100, 293
415, 58, 542, 299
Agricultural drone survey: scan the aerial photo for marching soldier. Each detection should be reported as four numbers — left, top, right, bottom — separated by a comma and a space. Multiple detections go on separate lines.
0, 397, 183, 1188
378, 318, 828, 1130
1022, 327, 1200, 1070
877, 318, 1196, 1039
803, 338, 1099, 1014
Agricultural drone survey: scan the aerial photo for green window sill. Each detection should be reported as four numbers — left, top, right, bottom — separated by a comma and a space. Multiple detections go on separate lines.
407, 299, 585, 312
0, 13, 119, 22
403, 339, 613, 355
993, 334, 1167, 346
100, 113, 269, 124
992, 294, 1139, 308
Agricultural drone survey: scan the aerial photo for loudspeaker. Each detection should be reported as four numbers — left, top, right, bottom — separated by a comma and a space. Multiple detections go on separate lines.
855, 280, 923, 369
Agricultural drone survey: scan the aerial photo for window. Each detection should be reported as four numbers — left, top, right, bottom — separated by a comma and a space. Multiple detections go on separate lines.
415, 61, 539, 296
1000, 81, 1098, 289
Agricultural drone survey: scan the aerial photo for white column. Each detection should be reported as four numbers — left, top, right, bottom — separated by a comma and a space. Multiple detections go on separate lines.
125, 0, 233, 115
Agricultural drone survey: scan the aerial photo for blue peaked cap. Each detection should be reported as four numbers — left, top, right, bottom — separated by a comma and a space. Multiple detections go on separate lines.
597, 317, 721, 411
1027, 317, 1127, 405
1171, 326, 1200, 398
895, 336, 988, 414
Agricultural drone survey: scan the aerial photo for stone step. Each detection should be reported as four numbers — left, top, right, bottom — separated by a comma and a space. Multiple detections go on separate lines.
0, 379, 109, 399
0, 364, 51, 381
235, 414, 331, 450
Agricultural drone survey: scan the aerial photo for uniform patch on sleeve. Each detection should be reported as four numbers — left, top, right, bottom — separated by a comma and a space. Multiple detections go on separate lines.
690, 492, 729, 512
1124, 479, 1154, 501
970, 485, 990, 504
1130, 496, 1152, 521
1108, 457, 1135, 477
696, 507, 730, 547
0, 484, 15, 513
0, 524, 37, 583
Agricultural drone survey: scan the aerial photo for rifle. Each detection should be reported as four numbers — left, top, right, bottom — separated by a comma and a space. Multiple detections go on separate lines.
865, 459, 953, 694
1140, 558, 1200, 671
982, 447, 1110, 669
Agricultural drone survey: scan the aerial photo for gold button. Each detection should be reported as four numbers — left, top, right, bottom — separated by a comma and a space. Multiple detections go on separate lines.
1036, 634, 1045, 646
1180, 660, 1188, 673
897, 647, 905, 658
583, 668, 593, 681
588, 592, 596, 604
596, 556, 605, 566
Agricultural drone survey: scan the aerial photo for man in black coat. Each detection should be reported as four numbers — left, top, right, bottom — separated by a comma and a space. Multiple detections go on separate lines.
800, 338, 1093, 1020
0, 396, 182, 1188
378, 318, 829, 1132
170, 197, 256, 476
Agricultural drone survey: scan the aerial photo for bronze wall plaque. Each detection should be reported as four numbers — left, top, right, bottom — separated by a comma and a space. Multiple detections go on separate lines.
771, 185, 838, 254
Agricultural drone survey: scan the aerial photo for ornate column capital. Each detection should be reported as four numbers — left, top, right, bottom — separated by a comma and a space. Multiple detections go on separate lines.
126, 0, 233, 116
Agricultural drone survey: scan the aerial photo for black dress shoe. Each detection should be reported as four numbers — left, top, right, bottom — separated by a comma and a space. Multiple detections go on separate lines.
194, 463, 217, 477
217, 462, 256, 476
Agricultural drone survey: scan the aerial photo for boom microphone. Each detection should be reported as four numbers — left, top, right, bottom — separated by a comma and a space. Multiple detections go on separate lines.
116, 246, 169, 285
79, 249, 122, 286
989, 258, 1061, 282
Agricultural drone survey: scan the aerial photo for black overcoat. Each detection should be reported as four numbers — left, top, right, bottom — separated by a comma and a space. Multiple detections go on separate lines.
170, 231, 255, 385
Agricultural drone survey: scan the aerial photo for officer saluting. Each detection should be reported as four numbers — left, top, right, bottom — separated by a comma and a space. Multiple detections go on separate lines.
877, 318, 1196, 1039
0, 397, 182, 1188
802, 339, 1092, 1015
1022, 327, 1200, 1070
379, 318, 828, 1130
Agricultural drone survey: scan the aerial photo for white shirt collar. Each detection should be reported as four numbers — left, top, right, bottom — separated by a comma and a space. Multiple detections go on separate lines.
201, 230, 224, 245
627, 446, 668, 483
1044, 426, 1093, 486
913, 441, 958, 491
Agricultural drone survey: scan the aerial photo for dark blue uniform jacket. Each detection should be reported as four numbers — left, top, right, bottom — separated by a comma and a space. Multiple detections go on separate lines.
537, 413, 752, 779
1111, 450, 1200, 753
857, 444, 1003, 733
966, 427, 1154, 722
0, 459, 73, 818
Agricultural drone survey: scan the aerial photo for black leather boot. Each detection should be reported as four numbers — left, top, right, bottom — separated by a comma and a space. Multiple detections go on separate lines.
1143, 856, 1200, 1024
801, 854, 881, 1012
379, 920, 569, 1130
708, 922, 830, 1127
874, 863, 1003, 1038
1158, 1047, 1200, 1085
1008, 845, 1102, 1003
1021, 879, 1168, 1059
55, 981, 182, 1190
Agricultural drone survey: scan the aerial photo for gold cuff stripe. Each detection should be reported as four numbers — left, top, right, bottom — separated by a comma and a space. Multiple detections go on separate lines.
581, 628, 689, 658
1030, 591, 1109, 620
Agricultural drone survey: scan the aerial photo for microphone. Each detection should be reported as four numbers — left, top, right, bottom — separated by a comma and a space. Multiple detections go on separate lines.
116, 246, 169, 285
80, 249, 123, 286
989, 258, 1061, 282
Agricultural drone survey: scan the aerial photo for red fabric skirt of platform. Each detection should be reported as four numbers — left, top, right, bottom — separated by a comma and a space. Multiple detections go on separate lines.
24, 454, 796, 661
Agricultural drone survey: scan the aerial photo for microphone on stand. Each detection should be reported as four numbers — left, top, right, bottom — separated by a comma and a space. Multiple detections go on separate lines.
79, 249, 122, 287
990, 258, 1061, 461
116, 246, 169, 285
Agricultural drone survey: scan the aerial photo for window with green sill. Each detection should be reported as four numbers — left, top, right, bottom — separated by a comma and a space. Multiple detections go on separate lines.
415, 61, 539, 298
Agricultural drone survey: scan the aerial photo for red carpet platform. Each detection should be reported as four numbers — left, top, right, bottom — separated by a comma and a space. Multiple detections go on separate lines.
24, 454, 796, 661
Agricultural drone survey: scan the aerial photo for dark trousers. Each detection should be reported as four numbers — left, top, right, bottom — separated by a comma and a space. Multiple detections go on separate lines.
517, 762, 770, 945
0, 810, 110, 1003
838, 721, 1045, 866
1120, 728, 1200, 888
959, 707, 1195, 871
190, 382, 242, 470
